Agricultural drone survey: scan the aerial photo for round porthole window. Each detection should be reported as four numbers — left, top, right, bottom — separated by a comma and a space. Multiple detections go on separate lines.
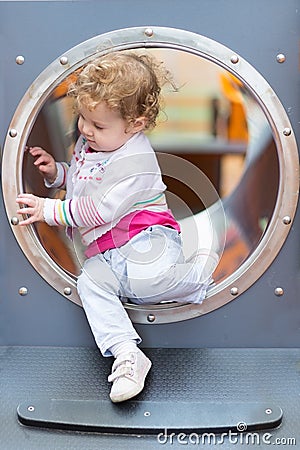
2, 26, 298, 324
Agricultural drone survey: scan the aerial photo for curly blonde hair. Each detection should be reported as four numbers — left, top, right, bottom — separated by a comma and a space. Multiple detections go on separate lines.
68, 51, 173, 130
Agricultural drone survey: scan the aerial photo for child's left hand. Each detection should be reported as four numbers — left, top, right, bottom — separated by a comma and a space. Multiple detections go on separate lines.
16, 193, 45, 226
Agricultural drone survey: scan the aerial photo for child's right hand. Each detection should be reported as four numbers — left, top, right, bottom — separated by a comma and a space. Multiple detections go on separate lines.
28, 146, 58, 184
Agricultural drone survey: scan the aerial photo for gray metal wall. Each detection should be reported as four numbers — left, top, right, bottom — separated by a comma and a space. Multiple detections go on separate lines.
1, 0, 299, 348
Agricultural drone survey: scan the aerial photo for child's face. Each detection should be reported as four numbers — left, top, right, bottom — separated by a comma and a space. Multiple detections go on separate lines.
78, 103, 136, 152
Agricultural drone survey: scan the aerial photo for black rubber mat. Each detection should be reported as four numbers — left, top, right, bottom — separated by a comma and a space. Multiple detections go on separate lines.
0, 347, 299, 449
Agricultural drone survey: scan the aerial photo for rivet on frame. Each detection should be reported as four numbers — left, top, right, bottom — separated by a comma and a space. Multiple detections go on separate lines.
230, 54, 239, 64
144, 28, 154, 37
283, 127, 291, 136
147, 314, 156, 323
60, 56, 68, 65
19, 287, 28, 296
11, 216, 19, 226
276, 53, 286, 63
63, 287, 72, 296
15, 55, 25, 65
9, 129, 18, 138
230, 287, 239, 296
274, 287, 284, 297
282, 216, 291, 225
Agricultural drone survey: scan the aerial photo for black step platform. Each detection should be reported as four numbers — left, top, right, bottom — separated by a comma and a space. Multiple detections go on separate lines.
0, 347, 299, 449
17, 399, 282, 434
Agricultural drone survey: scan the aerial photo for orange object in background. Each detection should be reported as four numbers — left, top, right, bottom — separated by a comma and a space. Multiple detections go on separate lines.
219, 72, 248, 142
53, 73, 78, 99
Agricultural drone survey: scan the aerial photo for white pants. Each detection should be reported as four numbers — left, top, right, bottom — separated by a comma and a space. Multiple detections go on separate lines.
77, 226, 218, 356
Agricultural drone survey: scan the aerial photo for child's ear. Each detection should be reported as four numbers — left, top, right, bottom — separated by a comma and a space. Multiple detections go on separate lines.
131, 116, 148, 132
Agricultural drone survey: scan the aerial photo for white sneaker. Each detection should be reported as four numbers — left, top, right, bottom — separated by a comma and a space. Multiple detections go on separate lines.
108, 349, 152, 403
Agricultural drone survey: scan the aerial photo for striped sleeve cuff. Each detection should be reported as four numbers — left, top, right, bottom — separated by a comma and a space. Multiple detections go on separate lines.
44, 196, 105, 228
44, 162, 68, 189
44, 198, 79, 227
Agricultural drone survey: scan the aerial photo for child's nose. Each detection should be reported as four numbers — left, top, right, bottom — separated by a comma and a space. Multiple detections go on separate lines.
82, 122, 93, 137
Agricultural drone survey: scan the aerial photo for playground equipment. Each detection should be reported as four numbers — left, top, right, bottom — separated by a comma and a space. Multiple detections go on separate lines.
1, 1, 299, 448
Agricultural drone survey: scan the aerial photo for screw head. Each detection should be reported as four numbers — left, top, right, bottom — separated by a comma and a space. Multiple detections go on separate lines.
283, 127, 291, 136
16, 55, 25, 65
144, 28, 154, 37
9, 129, 18, 138
63, 287, 72, 296
60, 56, 68, 65
19, 287, 28, 296
265, 408, 273, 415
276, 53, 286, 63
230, 54, 239, 64
147, 314, 156, 323
11, 216, 19, 226
230, 287, 239, 296
274, 287, 284, 297
283, 216, 291, 225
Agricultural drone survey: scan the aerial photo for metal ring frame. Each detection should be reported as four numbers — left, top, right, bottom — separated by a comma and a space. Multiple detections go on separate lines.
2, 26, 299, 324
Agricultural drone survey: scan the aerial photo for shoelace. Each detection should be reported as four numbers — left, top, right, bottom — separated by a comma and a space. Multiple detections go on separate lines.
108, 355, 135, 383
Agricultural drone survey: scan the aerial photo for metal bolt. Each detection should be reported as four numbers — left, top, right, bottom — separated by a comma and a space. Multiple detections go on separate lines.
147, 314, 156, 323
283, 216, 291, 225
16, 55, 25, 65
11, 216, 19, 226
265, 408, 272, 415
60, 56, 68, 65
63, 287, 72, 296
274, 287, 284, 297
9, 129, 18, 138
230, 54, 239, 64
27, 406, 35, 412
19, 287, 28, 296
283, 127, 291, 136
144, 28, 154, 37
276, 53, 286, 63
230, 287, 239, 296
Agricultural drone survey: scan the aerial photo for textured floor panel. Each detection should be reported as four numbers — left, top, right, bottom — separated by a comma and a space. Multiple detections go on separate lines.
0, 347, 299, 449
